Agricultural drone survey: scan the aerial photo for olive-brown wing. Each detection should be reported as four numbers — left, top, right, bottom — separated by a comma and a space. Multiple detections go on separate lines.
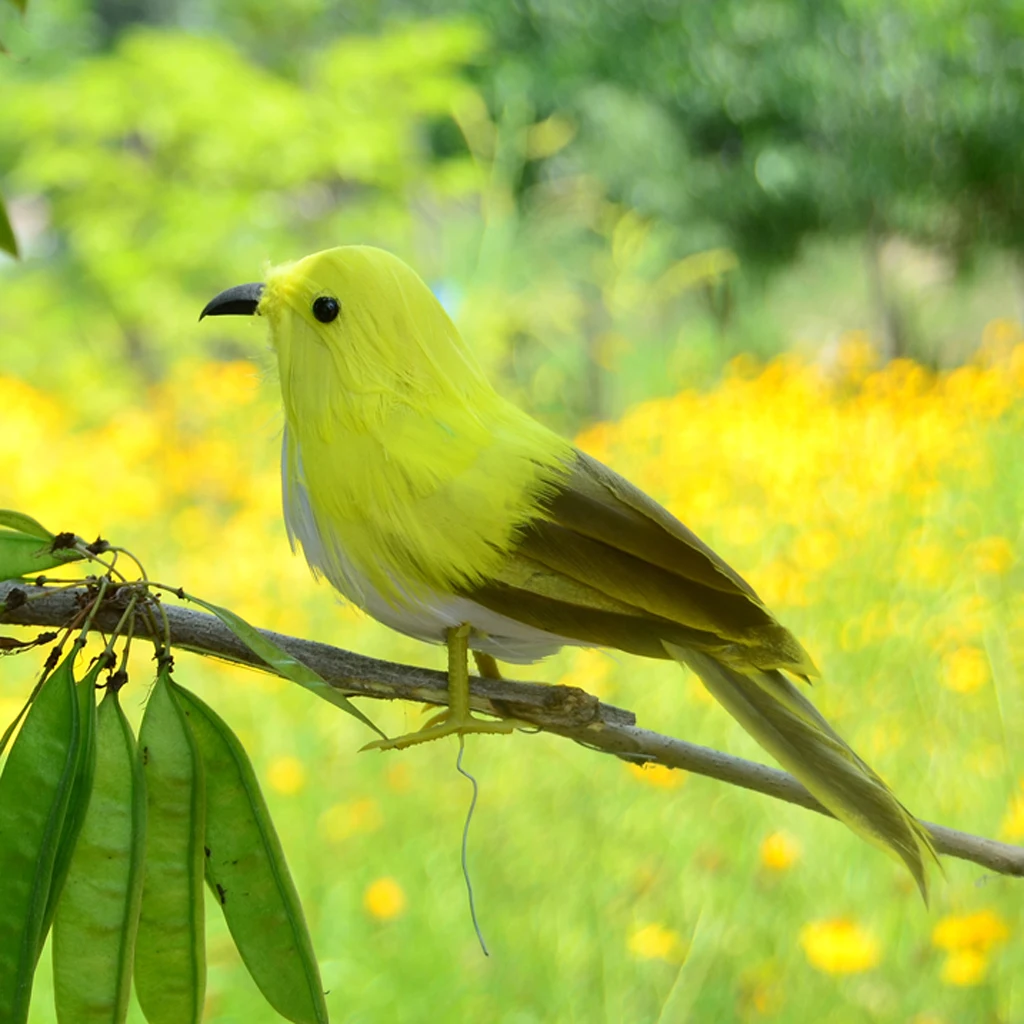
464, 450, 817, 676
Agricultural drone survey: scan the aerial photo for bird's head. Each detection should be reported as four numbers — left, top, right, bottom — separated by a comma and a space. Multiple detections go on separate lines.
201, 245, 491, 423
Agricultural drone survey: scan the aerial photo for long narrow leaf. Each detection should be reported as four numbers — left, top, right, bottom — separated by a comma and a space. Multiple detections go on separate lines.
135, 665, 205, 1024
40, 659, 100, 946
175, 684, 328, 1024
0, 512, 53, 541
0, 531, 81, 580
54, 686, 147, 1024
183, 593, 384, 739
0, 652, 81, 1023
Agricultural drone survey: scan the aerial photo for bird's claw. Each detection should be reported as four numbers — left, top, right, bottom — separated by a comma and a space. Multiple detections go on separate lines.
360, 710, 527, 752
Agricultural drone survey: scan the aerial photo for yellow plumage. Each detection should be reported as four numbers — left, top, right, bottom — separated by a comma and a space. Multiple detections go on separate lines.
202, 244, 936, 898
262, 246, 572, 603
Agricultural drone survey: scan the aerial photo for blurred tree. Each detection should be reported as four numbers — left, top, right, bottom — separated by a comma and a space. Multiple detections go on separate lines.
0, 0, 25, 254
384, 0, 1024, 292
5, 0, 1019, 424
0, 23, 485, 394
0, 10, 732, 427
27, 0, 1017, 288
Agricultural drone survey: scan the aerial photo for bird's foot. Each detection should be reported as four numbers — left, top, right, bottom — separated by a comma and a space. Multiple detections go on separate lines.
362, 624, 529, 751
360, 708, 527, 752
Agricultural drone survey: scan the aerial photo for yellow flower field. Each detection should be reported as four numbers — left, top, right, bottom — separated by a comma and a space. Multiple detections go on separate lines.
2, 322, 1023, 1022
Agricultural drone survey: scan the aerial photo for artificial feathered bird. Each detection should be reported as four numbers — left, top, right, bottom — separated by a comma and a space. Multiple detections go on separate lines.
201, 245, 935, 896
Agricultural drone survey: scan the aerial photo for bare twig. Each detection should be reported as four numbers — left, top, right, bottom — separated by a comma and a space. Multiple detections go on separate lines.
2, 580, 1021, 879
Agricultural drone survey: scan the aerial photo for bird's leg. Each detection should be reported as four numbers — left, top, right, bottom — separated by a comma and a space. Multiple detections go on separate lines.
361, 624, 524, 751
473, 651, 502, 679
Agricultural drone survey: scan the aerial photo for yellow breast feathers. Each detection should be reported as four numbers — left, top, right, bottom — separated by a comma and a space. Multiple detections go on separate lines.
260, 245, 573, 604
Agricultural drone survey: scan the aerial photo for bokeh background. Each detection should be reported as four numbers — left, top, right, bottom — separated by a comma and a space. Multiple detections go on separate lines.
1, 0, 1023, 1021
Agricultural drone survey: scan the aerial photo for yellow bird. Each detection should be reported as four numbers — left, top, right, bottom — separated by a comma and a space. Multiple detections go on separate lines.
202, 245, 935, 896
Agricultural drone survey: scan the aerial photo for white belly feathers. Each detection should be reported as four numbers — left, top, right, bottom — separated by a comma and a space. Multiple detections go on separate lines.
281, 431, 578, 664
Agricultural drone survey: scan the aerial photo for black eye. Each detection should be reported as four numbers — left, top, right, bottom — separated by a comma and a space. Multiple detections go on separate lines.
312, 295, 340, 323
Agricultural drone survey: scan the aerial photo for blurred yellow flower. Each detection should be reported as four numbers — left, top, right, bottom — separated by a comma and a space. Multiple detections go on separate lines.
970, 536, 1016, 575
866, 720, 905, 759
792, 529, 840, 573
318, 798, 383, 843
557, 648, 614, 700
739, 957, 787, 1014
626, 762, 685, 788
835, 331, 880, 382
191, 360, 259, 407
964, 743, 1005, 779
363, 877, 406, 921
955, 594, 993, 633
942, 646, 990, 694
759, 831, 801, 871
902, 541, 953, 589
726, 352, 761, 380
999, 781, 1024, 841
980, 318, 1023, 365
932, 909, 1009, 952
940, 948, 989, 987
800, 919, 880, 974
718, 505, 763, 547
749, 559, 809, 609
266, 755, 306, 795
750, 984, 781, 1015
386, 762, 412, 792
628, 923, 685, 962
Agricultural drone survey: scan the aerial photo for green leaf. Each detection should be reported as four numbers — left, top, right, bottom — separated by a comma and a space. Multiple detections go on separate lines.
183, 593, 385, 739
40, 660, 100, 947
0, 652, 82, 1024
0, 195, 16, 259
0, 512, 54, 542
134, 664, 205, 1024
175, 684, 328, 1024
0, 531, 81, 581
54, 686, 147, 1024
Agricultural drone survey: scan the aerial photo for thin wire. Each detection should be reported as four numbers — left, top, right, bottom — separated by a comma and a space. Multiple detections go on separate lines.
455, 735, 489, 957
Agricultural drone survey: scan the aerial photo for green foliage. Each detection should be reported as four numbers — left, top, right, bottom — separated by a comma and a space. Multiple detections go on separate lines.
39, 663, 99, 945
0, 25, 483, 390
0, 532, 80, 580
176, 683, 328, 1024
0, 14, 744, 426
0, 609, 335, 1023
0, 510, 56, 541
0, 652, 81, 1024
406, 0, 1024, 268
185, 592, 384, 737
53, 687, 146, 1024
0, 504, 342, 1022
134, 663, 207, 1024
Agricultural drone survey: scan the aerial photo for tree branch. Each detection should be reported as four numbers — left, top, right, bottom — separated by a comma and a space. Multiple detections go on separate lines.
2, 580, 1022, 878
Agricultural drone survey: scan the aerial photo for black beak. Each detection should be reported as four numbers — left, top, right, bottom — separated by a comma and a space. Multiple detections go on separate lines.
199, 282, 265, 321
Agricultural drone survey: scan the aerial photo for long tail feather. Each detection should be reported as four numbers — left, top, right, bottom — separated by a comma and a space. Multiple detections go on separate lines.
666, 644, 936, 900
